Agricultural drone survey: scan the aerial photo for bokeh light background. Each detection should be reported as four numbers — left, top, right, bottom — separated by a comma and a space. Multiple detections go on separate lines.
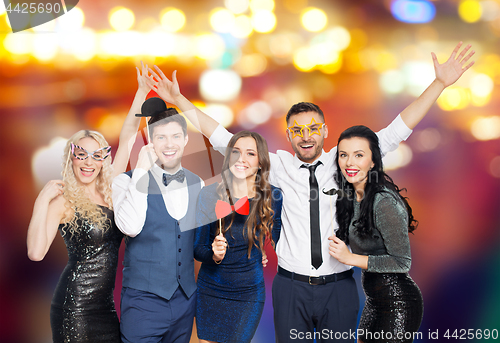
1, 0, 500, 342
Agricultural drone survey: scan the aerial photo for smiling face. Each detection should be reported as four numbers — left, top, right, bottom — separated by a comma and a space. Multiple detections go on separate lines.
228, 136, 260, 181
71, 137, 103, 185
337, 137, 375, 191
152, 121, 188, 173
286, 111, 328, 164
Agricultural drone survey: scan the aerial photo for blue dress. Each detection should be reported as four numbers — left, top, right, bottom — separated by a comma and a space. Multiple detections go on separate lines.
194, 183, 282, 343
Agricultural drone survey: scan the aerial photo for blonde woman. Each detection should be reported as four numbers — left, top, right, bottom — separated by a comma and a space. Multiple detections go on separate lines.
26, 63, 150, 342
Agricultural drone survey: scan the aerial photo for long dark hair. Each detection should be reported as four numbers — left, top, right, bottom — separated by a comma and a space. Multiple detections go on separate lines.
216, 131, 274, 258
335, 125, 417, 243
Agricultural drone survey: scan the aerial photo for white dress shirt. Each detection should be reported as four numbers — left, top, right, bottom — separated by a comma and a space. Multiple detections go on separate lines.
209, 114, 412, 276
112, 163, 204, 237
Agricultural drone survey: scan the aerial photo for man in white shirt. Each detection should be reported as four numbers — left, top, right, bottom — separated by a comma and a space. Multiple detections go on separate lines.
112, 99, 203, 343
146, 41, 474, 342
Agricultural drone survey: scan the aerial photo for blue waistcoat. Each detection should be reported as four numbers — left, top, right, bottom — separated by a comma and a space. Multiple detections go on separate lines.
122, 168, 202, 300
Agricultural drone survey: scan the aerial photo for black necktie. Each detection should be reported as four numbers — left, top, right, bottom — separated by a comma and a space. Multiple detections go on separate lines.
163, 169, 185, 187
301, 162, 323, 270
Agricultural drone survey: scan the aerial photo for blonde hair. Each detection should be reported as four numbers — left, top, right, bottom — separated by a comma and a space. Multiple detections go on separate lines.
60, 130, 114, 236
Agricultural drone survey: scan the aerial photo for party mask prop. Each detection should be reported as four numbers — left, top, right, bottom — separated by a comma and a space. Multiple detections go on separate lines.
287, 118, 325, 138
71, 143, 111, 161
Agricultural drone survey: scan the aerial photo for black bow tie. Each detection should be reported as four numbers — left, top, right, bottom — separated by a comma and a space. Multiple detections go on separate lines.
163, 169, 185, 186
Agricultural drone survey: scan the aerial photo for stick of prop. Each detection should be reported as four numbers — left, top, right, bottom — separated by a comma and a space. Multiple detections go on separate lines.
135, 112, 151, 144
62, 148, 71, 180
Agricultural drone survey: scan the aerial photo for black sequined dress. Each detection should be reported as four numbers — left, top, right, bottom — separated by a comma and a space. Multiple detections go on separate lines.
50, 205, 123, 343
349, 190, 423, 343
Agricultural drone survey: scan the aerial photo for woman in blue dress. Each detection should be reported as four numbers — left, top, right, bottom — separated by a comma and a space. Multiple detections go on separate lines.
194, 130, 282, 343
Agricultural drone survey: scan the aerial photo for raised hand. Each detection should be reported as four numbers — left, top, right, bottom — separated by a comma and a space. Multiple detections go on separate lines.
147, 66, 180, 104
135, 143, 158, 171
432, 42, 475, 88
39, 180, 65, 203
212, 232, 227, 263
136, 61, 153, 94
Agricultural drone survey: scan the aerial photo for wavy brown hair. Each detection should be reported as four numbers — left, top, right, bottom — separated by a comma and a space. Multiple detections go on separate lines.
60, 130, 113, 236
216, 131, 274, 258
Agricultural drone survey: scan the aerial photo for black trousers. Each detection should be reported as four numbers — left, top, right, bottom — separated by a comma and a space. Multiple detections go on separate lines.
272, 271, 359, 342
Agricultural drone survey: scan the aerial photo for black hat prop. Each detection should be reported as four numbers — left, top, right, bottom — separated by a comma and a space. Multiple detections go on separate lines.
136, 97, 179, 143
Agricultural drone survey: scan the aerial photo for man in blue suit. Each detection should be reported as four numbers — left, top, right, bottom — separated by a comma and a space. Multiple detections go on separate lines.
112, 98, 203, 343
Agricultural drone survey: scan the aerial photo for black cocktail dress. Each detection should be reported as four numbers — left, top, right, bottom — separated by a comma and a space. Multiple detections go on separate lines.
349, 190, 423, 343
50, 205, 123, 343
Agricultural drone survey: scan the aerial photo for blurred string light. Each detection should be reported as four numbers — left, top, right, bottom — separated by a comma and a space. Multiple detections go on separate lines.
269, 32, 302, 62
470, 116, 500, 141
284, 0, 308, 13
237, 101, 273, 129
380, 70, 405, 94
32, 137, 67, 188
4, 33, 33, 54
98, 114, 125, 140
293, 47, 315, 72
414, 127, 441, 152
360, 46, 398, 73
31, 13, 56, 32
99, 31, 143, 57
480, 0, 500, 21
458, 0, 482, 23
489, 156, 500, 178
292, 26, 351, 73
469, 72, 493, 107
249, 0, 275, 12
402, 61, 435, 97
144, 30, 177, 57
251, 10, 276, 33
437, 87, 470, 111
195, 33, 226, 60
383, 143, 413, 170
199, 69, 242, 102
232, 14, 253, 38
33, 33, 59, 61
233, 53, 267, 76
210, 8, 236, 33
109, 7, 135, 31
301, 8, 328, 32
203, 104, 234, 127
391, 0, 436, 24
56, 7, 85, 32
225, 0, 249, 14
469, 73, 494, 97
160, 8, 186, 32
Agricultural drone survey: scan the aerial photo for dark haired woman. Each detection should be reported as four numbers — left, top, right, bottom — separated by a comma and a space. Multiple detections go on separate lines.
194, 131, 282, 343
328, 125, 423, 343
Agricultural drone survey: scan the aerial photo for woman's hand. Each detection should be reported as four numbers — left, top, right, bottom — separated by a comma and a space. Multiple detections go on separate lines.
39, 180, 65, 203
433, 41, 475, 88
328, 235, 353, 265
212, 233, 227, 263
147, 66, 180, 104
136, 60, 153, 94
262, 252, 268, 268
